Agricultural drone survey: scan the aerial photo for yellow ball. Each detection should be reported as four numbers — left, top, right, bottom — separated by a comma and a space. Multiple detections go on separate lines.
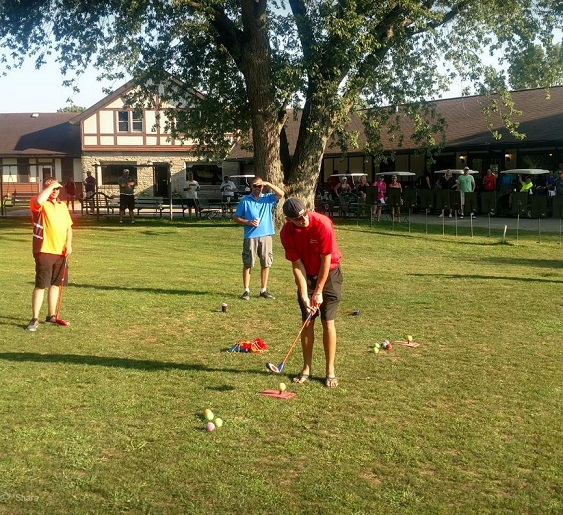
278, 382, 287, 392
406, 335, 413, 342
214, 417, 223, 428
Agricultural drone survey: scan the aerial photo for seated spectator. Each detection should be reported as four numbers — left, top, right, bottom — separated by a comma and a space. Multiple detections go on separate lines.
519, 175, 534, 193
509, 175, 533, 208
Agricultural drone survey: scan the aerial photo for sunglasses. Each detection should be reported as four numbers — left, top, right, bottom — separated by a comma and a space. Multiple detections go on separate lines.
287, 212, 308, 222
251, 184, 263, 188
53, 187, 62, 191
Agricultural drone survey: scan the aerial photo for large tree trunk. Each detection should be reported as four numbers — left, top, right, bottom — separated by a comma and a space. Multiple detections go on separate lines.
239, 0, 284, 190
287, 96, 336, 210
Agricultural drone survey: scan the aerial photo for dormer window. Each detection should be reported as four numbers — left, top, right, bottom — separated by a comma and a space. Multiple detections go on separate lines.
118, 109, 143, 133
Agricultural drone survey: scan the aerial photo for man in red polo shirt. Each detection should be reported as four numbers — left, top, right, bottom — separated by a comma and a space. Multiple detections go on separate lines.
25, 177, 73, 331
280, 197, 343, 388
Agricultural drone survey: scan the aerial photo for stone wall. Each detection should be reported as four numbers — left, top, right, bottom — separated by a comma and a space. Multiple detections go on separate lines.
80, 155, 201, 197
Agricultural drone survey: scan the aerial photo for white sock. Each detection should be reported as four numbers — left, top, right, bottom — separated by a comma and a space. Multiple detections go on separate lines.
260, 288, 267, 293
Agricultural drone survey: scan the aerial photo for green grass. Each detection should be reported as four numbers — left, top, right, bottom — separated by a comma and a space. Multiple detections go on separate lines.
0, 216, 562, 514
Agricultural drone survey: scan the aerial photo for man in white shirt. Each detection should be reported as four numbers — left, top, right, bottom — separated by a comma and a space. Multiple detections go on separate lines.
183, 172, 200, 218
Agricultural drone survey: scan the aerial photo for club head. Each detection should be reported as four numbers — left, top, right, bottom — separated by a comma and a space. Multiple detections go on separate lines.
265, 362, 282, 374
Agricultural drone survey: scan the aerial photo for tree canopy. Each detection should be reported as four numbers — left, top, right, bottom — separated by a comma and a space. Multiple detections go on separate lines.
2, 0, 562, 203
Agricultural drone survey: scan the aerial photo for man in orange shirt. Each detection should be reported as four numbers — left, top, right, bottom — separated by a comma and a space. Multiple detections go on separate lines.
25, 178, 73, 331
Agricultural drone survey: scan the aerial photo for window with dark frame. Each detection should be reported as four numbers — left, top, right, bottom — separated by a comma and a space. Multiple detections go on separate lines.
100, 165, 137, 185
132, 109, 143, 132
118, 111, 129, 132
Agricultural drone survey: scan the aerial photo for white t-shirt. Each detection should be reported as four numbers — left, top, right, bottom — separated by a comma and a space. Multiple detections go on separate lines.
220, 181, 237, 197
185, 180, 200, 199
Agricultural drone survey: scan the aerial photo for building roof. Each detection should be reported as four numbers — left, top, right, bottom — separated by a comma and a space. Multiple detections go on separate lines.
226, 86, 563, 161
0, 113, 81, 156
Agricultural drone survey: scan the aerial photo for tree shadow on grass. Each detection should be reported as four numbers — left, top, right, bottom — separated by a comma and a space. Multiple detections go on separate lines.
0, 351, 250, 374
67, 283, 208, 296
409, 273, 563, 284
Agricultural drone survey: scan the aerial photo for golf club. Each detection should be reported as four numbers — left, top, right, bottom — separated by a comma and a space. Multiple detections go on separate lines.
265, 311, 314, 374
54, 255, 70, 326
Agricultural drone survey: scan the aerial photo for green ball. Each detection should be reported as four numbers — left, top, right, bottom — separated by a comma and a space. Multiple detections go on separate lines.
372, 345, 380, 353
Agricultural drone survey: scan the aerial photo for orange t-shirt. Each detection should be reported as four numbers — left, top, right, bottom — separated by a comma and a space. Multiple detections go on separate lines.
31, 198, 73, 255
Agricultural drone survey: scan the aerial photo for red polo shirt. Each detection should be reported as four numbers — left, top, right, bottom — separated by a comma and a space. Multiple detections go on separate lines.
280, 211, 341, 276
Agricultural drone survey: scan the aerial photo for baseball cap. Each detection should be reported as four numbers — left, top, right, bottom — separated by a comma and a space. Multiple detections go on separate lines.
463, 166, 469, 170
283, 197, 306, 218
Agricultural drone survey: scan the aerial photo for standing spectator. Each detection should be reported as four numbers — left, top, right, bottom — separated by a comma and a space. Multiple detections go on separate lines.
482, 168, 496, 192
220, 175, 237, 202
355, 175, 369, 199
220, 175, 238, 214
328, 171, 341, 199
233, 176, 284, 300
554, 170, 563, 196
334, 176, 352, 197
280, 197, 343, 388
118, 169, 136, 224
388, 174, 403, 221
183, 172, 200, 218
436, 170, 458, 217
25, 178, 73, 331
64, 176, 77, 213
456, 166, 476, 218
416, 171, 432, 190
373, 174, 387, 221
83, 170, 97, 214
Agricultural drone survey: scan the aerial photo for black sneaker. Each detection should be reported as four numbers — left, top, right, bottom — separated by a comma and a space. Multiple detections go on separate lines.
240, 290, 250, 301
259, 291, 275, 300
25, 318, 39, 332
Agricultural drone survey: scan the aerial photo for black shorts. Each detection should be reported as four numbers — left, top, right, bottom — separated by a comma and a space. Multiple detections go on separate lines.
298, 266, 343, 321
185, 198, 199, 208
120, 194, 135, 211
34, 253, 65, 289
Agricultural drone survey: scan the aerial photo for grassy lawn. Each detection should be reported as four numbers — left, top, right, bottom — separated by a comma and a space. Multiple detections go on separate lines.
0, 215, 561, 514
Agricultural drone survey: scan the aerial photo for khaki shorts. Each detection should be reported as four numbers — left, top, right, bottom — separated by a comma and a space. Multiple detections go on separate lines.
242, 236, 273, 269
298, 266, 343, 321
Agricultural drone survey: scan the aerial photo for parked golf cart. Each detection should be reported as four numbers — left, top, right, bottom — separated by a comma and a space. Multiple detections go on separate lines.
498, 169, 552, 217
229, 174, 255, 198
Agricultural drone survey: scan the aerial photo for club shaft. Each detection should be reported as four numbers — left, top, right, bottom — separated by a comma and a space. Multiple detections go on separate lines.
279, 312, 313, 367
56, 257, 67, 318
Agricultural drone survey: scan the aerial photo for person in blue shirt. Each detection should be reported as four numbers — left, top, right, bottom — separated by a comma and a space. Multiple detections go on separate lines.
233, 176, 285, 300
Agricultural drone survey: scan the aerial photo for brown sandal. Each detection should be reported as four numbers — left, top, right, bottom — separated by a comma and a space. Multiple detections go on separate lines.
292, 373, 310, 384
325, 376, 338, 388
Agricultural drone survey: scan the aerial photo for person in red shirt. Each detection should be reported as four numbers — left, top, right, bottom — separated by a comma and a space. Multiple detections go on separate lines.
280, 198, 343, 388
25, 178, 73, 331
482, 169, 496, 192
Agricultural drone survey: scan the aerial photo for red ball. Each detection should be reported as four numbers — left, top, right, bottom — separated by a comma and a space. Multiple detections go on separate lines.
385, 343, 392, 350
